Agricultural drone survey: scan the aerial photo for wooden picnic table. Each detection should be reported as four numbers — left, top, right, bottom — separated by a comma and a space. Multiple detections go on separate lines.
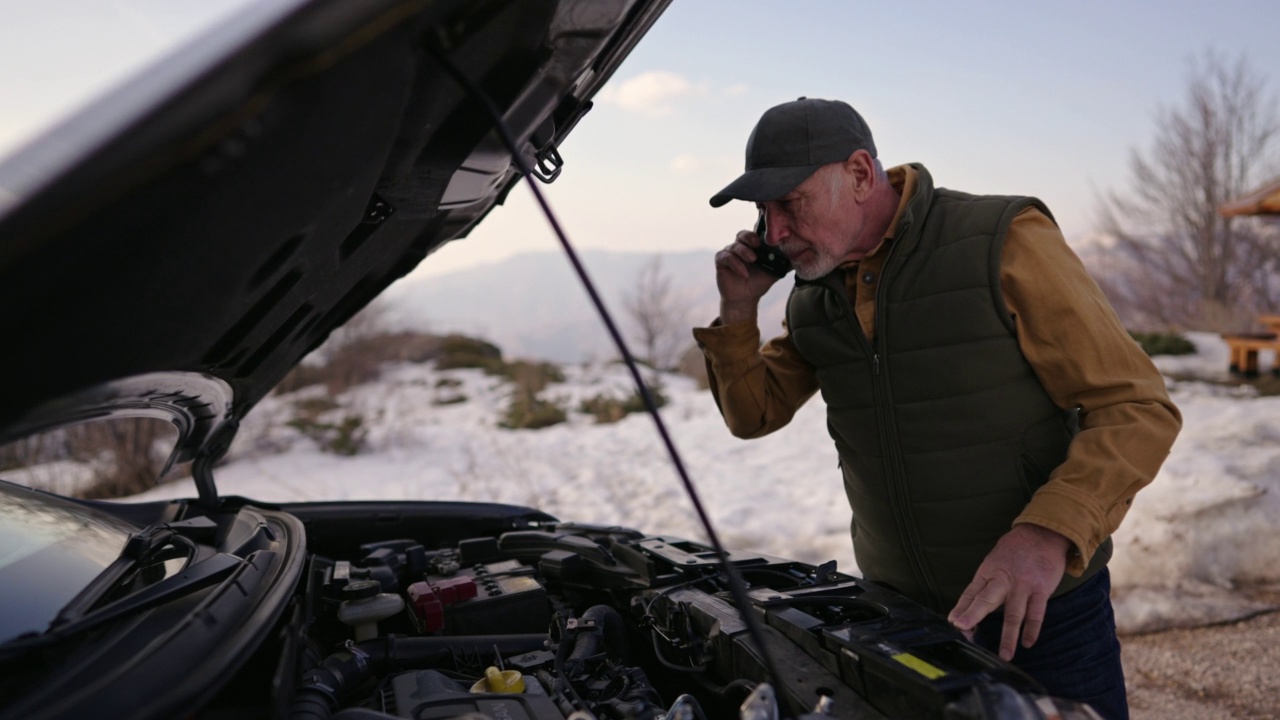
1222, 315, 1280, 376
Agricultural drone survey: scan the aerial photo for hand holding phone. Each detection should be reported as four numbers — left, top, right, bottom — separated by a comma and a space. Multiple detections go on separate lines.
751, 208, 792, 278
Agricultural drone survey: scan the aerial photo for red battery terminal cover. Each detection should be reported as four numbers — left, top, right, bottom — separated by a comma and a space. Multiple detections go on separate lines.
408, 577, 479, 633
432, 576, 479, 605
407, 581, 445, 632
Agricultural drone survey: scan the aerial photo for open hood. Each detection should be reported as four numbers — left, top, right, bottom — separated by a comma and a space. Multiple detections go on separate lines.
0, 0, 670, 478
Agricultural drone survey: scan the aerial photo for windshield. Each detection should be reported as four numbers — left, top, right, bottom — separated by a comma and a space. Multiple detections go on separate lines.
0, 482, 136, 643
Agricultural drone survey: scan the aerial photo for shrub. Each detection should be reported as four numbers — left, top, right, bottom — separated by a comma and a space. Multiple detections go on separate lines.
578, 386, 667, 424
287, 414, 367, 455
74, 418, 175, 499
624, 385, 667, 413
435, 335, 504, 371
1130, 331, 1197, 357
320, 331, 446, 392
275, 331, 497, 394
499, 394, 567, 430
294, 396, 340, 417
579, 394, 628, 424
485, 357, 568, 429
492, 360, 564, 391
327, 416, 366, 456
0, 418, 180, 499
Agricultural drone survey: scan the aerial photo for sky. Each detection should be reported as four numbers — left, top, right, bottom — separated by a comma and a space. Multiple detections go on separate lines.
10, 330, 1261, 636
2, 1, 1279, 278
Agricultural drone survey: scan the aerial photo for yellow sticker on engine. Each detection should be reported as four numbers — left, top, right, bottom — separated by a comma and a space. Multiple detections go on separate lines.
501, 576, 541, 593
891, 653, 947, 680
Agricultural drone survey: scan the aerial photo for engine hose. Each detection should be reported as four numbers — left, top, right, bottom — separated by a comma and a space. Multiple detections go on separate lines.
649, 629, 707, 674
289, 643, 372, 720
570, 605, 629, 663
288, 635, 548, 720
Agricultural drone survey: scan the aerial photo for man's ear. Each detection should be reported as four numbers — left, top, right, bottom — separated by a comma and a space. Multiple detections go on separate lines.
845, 149, 876, 201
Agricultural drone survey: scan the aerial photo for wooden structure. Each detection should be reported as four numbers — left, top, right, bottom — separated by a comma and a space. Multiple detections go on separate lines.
1218, 181, 1280, 375
1222, 315, 1280, 376
1219, 178, 1280, 218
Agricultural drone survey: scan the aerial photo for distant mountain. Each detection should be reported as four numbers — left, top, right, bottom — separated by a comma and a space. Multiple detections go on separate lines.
380, 249, 791, 363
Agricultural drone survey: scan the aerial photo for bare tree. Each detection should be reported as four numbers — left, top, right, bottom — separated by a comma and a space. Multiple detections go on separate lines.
1099, 52, 1280, 331
622, 255, 694, 373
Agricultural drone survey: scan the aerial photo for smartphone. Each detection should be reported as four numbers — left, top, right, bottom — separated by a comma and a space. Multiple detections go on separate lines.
752, 207, 792, 278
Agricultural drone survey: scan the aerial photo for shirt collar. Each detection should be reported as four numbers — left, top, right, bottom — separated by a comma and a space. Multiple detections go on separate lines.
838, 164, 917, 266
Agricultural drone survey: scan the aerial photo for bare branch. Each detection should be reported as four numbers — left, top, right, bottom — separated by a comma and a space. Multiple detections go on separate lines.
1096, 51, 1280, 331
622, 255, 694, 373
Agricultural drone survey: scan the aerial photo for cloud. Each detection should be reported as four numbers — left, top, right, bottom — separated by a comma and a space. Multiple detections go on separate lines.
596, 71, 699, 116
670, 154, 702, 175
670, 154, 741, 177
722, 82, 750, 97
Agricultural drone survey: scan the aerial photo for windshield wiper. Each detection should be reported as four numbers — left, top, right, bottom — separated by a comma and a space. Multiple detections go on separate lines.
51, 525, 195, 627
1, 517, 236, 657
1, 553, 242, 659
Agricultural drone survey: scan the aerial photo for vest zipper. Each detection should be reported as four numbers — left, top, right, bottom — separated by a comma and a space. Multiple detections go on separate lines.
869, 230, 942, 609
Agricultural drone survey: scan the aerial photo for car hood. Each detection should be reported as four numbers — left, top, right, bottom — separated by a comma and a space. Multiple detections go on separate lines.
0, 0, 670, 491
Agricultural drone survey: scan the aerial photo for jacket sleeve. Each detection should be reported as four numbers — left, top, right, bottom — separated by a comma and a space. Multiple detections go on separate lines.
1002, 208, 1182, 575
691, 317, 820, 438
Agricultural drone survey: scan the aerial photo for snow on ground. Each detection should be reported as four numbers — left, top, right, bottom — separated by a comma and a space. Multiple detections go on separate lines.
125, 331, 1280, 633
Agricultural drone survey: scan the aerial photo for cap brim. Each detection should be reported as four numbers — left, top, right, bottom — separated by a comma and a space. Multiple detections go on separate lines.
708, 164, 822, 208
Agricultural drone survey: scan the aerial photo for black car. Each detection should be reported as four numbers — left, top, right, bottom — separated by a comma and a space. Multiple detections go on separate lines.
0, 2, 1100, 719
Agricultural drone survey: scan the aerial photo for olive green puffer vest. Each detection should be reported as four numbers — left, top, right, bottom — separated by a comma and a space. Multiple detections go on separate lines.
786, 164, 1110, 613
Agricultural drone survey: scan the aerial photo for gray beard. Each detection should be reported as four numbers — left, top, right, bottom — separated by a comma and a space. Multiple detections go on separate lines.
792, 250, 841, 281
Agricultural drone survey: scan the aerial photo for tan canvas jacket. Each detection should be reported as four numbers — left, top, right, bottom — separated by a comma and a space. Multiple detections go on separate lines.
693, 165, 1182, 575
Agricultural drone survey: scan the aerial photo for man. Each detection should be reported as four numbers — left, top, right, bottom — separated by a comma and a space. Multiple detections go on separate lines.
695, 97, 1180, 719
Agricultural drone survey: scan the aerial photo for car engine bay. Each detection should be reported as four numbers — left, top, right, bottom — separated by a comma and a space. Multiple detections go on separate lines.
0, 489, 1103, 720
238, 503, 1100, 720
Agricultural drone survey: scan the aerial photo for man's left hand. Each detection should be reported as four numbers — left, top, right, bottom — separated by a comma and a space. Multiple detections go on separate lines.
946, 524, 1071, 661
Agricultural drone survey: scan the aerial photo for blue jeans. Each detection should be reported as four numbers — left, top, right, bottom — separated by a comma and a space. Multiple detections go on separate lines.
974, 568, 1128, 720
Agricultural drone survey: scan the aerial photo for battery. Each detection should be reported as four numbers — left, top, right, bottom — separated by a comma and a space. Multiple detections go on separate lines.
425, 559, 551, 636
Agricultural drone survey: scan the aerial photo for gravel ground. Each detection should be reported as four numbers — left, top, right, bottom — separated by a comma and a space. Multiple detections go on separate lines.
1122, 590, 1280, 719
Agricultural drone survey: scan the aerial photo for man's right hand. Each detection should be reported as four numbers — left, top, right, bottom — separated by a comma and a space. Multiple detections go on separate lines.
715, 227, 781, 325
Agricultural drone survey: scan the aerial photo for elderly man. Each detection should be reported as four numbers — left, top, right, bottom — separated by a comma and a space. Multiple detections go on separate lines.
694, 97, 1180, 719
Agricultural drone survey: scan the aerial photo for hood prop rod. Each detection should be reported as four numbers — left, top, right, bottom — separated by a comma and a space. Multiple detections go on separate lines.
425, 37, 795, 718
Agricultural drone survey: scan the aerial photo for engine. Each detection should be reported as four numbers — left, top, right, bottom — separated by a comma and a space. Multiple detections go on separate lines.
273, 522, 1101, 720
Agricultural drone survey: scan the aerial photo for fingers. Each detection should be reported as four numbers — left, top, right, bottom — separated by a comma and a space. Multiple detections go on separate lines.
999, 592, 1026, 661
737, 227, 764, 248
948, 572, 1010, 631
1020, 592, 1049, 649
998, 587, 1053, 660
952, 582, 1048, 662
714, 230, 766, 281
947, 526, 1070, 660
714, 247, 751, 280
950, 573, 1029, 662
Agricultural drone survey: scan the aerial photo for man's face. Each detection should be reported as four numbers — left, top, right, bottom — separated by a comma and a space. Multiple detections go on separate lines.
758, 161, 877, 280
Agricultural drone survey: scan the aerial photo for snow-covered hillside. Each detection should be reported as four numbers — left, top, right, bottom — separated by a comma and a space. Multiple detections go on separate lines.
121, 331, 1280, 633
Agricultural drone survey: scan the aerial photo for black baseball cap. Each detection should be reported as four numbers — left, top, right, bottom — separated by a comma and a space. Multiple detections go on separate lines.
709, 97, 877, 208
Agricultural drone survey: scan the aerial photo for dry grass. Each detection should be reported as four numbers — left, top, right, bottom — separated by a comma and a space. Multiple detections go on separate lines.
2, 418, 177, 499
578, 385, 667, 425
